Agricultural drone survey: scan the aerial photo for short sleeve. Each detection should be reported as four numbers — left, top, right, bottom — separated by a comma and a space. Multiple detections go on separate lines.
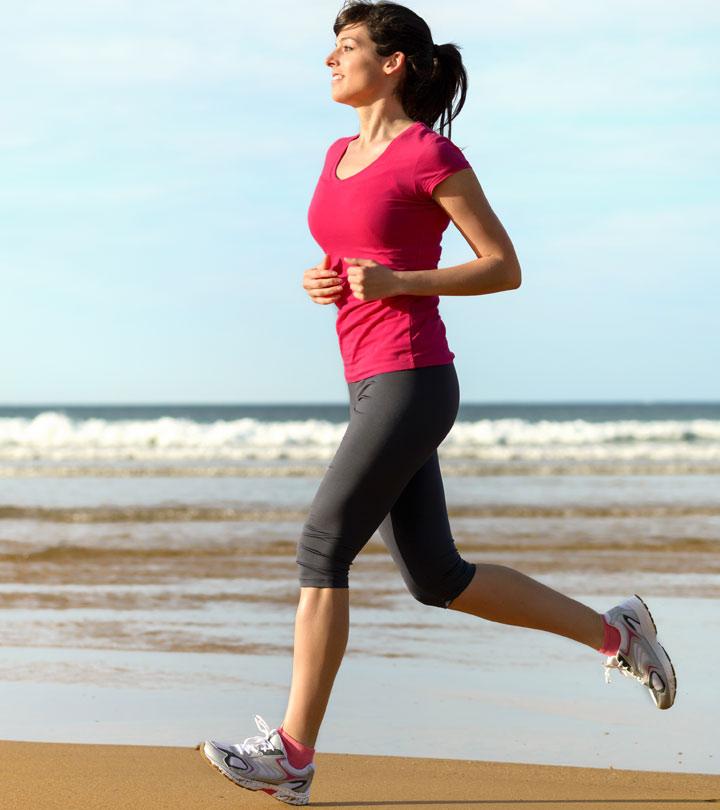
414, 136, 472, 197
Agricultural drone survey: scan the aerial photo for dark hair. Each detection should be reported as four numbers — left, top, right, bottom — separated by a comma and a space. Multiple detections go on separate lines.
333, 0, 467, 140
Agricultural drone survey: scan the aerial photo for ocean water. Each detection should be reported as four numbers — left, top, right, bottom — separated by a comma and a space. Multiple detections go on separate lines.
0, 402, 718, 772
1, 401, 719, 476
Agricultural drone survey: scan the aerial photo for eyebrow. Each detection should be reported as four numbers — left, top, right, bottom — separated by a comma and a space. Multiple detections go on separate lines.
335, 36, 357, 44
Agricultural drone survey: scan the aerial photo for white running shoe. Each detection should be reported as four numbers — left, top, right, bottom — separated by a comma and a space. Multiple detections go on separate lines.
602, 594, 677, 710
198, 714, 314, 805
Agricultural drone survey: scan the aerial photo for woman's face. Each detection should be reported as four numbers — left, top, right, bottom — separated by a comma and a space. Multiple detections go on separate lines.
325, 23, 402, 105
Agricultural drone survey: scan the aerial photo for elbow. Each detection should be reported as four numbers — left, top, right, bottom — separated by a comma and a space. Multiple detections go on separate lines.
505, 258, 522, 290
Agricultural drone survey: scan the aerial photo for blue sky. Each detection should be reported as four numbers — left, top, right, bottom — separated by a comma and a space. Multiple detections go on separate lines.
1, 0, 718, 404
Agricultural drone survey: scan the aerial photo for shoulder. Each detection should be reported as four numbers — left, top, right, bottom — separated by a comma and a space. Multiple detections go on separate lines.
414, 123, 469, 162
411, 123, 472, 197
315, 134, 354, 176
331, 132, 357, 149
323, 135, 348, 158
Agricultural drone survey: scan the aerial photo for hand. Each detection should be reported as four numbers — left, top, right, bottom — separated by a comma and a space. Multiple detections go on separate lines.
302, 253, 343, 305
344, 257, 400, 302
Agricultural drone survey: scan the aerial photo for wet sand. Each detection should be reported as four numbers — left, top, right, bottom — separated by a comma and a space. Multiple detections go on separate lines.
1, 739, 718, 809
1, 472, 718, 794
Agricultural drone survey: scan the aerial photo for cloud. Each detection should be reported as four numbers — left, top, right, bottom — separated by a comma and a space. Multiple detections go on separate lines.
420, 0, 720, 35
473, 39, 716, 115
539, 202, 720, 283
0, 184, 170, 207
3, 0, 329, 86
6, 32, 318, 86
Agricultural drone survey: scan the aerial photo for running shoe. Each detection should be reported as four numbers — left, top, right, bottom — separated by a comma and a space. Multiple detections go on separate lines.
602, 594, 677, 710
198, 714, 314, 805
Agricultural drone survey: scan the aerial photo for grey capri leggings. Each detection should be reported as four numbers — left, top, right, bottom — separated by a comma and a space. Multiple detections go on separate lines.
296, 362, 476, 609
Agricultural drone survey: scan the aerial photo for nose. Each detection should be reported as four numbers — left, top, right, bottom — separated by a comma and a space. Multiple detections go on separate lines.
325, 43, 343, 67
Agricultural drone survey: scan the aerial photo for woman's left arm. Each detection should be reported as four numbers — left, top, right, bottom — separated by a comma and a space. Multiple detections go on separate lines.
393, 167, 522, 296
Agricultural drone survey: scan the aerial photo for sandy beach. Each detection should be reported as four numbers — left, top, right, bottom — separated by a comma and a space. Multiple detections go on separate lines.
1, 739, 718, 809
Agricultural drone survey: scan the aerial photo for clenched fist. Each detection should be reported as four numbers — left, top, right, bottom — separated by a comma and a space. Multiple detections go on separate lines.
344, 257, 400, 302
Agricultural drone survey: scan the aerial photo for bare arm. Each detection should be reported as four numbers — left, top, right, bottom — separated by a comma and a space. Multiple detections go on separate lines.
393, 168, 522, 296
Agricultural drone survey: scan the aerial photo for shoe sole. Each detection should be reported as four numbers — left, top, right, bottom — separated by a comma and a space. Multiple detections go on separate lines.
631, 593, 678, 709
196, 742, 310, 806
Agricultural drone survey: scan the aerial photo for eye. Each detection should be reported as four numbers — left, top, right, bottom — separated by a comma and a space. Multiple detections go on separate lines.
343, 46, 353, 51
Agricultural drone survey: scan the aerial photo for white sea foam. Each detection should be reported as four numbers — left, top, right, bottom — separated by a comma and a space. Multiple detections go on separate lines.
1, 411, 719, 466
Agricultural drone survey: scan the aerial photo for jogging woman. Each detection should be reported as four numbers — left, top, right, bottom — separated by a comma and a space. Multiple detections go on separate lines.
199, 2, 677, 804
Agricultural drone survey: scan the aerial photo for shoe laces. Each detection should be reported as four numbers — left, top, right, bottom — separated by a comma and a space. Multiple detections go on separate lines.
603, 653, 646, 686
237, 714, 278, 755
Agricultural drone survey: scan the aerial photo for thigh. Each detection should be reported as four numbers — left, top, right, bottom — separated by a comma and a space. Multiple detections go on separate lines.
304, 364, 459, 561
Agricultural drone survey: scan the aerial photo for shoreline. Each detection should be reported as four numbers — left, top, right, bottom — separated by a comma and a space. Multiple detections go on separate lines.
0, 595, 717, 777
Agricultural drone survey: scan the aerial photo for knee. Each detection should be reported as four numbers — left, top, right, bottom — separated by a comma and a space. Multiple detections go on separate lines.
407, 560, 477, 610
410, 587, 446, 609
295, 520, 354, 589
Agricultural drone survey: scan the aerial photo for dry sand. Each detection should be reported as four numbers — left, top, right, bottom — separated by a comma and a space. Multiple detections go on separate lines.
0, 739, 718, 809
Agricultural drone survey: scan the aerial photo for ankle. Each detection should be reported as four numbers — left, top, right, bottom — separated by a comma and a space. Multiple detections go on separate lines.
597, 614, 621, 655
278, 726, 316, 769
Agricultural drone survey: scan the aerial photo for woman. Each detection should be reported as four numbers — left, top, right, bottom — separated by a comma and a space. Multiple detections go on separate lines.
199, 1, 676, 804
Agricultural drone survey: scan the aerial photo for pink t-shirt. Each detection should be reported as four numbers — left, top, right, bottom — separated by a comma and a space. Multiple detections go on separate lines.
307, 120, 472, 383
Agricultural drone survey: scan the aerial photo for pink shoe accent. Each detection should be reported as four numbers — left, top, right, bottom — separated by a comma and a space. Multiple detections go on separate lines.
278, 726, 315, 769
598, 614, 621, 655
